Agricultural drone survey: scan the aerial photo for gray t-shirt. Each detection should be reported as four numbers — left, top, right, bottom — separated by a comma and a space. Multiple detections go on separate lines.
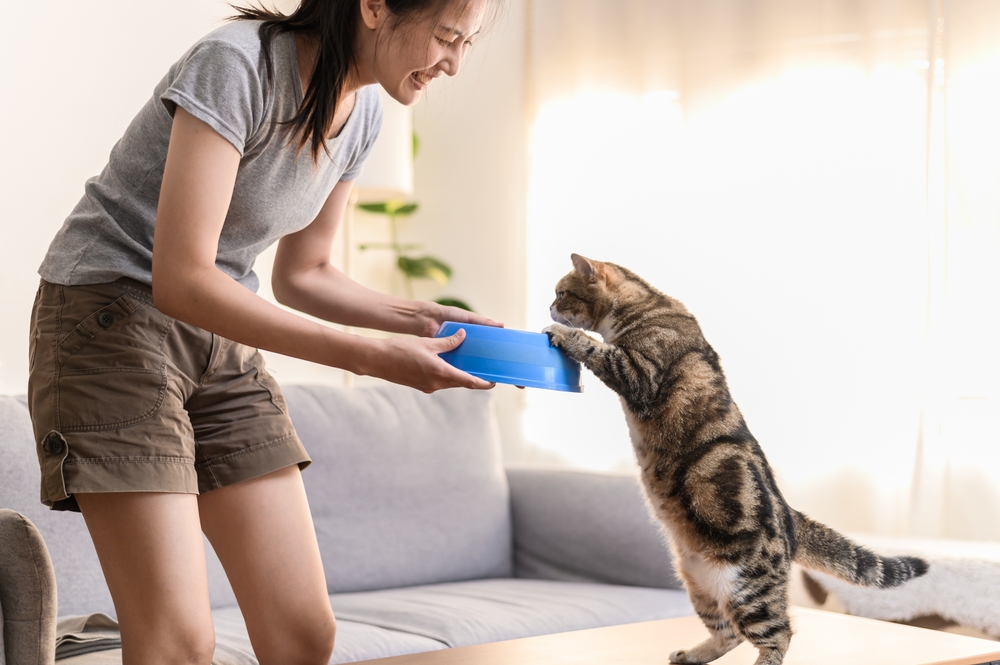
39, 21, 383, 292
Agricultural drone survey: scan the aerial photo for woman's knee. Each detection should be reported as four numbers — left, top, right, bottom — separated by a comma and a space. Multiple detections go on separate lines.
257, 610, 336, 665
311, 613, 337, 663
167, 628, 217, 665
294, 611, 337, 665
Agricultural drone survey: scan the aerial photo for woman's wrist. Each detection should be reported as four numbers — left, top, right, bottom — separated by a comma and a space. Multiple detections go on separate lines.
384, 299, 441, 338
320, 327, 381, 377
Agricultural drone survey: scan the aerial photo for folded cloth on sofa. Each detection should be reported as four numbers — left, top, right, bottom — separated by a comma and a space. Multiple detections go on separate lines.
55, 613, 256, 665
55, 614, 120, 660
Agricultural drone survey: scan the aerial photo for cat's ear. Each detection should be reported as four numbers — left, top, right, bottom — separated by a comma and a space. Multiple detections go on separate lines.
571, 253, 599, 282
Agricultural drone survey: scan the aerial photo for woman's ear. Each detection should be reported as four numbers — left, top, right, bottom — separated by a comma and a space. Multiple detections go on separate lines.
360, 0, 388, 30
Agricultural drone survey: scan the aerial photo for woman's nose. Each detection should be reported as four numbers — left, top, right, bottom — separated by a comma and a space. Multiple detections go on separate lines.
440, 47, 464, 77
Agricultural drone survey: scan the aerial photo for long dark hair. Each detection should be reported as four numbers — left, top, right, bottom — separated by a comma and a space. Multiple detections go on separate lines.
231, 0, 497, 162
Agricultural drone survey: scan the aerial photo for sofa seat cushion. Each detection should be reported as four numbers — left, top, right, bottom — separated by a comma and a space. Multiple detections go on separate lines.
212, 608, 447, 664
328, 578, 694, 650
57, 578, 693, 665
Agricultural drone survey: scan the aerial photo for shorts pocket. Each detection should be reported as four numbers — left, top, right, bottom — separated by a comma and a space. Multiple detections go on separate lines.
57, 293, 144, 364
250, 352, 287, 414
54, 286, 172, 431
58, 366, 168, 431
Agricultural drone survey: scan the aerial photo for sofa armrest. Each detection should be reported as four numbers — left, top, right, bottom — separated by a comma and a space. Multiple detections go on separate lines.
0, 509, 57, 665
506, 467, 681, 589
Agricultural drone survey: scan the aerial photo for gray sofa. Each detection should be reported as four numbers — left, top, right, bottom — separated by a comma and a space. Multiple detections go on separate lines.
0, 382, 694, 664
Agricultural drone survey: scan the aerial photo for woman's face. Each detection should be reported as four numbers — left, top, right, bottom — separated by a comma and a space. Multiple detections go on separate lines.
373, 0, 487, 105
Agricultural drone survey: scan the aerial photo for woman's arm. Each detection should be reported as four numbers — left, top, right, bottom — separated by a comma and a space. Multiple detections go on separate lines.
152, 108, 492, 392
271, 179, 500, 338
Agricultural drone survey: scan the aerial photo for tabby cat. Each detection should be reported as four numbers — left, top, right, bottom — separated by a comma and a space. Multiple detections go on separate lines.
545, 253, 928, 665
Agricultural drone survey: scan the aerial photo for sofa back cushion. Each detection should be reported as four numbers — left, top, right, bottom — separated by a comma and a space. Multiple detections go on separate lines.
507, 468, 681, 589
284, 382, 513, 593
0, 383, 512, 612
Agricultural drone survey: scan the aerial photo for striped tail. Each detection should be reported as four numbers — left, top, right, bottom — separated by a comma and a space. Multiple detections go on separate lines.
792, 511, 929, 588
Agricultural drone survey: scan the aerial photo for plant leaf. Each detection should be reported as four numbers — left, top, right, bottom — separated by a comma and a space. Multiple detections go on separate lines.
357, 201, 418, 216
357, 202, 389, 214
435, 297, 474, 312
397, 256, 452, 284
391, 203, 419, 216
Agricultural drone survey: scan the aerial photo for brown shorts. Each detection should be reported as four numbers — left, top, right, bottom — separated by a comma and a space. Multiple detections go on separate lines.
27, 279, 310, 512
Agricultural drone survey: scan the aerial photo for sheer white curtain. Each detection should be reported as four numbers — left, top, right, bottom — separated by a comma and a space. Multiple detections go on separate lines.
523, 0, 1000, 541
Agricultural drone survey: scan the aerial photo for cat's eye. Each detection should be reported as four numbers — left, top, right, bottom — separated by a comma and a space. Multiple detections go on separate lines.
556, 291, 565, 300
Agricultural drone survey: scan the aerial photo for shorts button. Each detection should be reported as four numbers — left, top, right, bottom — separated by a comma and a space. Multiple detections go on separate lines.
98, 311, 115, 328
47, 434, 65, 455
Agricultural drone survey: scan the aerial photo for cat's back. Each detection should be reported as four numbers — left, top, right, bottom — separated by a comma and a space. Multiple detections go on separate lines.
611, 279, 792, 559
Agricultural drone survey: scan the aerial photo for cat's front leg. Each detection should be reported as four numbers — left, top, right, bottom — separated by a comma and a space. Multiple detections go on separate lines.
545, 324, 635, 396
543, 323, 598, 362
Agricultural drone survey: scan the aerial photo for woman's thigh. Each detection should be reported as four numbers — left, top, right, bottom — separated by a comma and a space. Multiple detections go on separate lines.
198, 465, 335, 665
76, 491, 215, 665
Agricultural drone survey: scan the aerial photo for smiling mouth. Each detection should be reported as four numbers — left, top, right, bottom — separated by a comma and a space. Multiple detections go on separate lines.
411, 71, 434, 87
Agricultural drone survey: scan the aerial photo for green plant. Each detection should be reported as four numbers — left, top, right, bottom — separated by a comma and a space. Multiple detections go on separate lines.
356, 200, 473, 311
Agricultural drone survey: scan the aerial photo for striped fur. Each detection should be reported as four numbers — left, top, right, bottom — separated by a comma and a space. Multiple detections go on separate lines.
545, 254, 928, 665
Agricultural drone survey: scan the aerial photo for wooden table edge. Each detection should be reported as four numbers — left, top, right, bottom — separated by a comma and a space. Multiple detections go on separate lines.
355, 606, 1000, 665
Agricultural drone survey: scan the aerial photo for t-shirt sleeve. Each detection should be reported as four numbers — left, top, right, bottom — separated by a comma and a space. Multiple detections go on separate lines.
340, 89, 385, 181
160, 40, 265, 156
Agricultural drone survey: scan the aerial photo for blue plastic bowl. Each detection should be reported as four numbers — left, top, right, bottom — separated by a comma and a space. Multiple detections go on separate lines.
435, 322, 583, 392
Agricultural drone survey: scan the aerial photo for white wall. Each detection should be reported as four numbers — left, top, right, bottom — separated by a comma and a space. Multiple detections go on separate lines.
1, 0, 532, 459
2, 0, 247, 393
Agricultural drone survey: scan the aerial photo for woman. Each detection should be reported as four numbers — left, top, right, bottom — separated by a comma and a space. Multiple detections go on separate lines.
27, 0, 499, 663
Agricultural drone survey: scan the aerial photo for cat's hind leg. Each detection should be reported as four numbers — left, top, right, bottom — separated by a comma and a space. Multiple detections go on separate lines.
668, 590, 742, 664
729, 580, 792, 665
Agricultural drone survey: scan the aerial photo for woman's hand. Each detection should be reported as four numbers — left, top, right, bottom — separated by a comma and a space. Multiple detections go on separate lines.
412, 301, 503, 338
362, 329, 494, 393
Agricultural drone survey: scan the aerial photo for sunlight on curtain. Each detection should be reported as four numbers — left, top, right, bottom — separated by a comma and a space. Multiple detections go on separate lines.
524, 0, 1000, 540
909, 2, 1000, 540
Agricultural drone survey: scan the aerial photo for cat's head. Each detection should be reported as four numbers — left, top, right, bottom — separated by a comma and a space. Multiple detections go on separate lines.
549, 253, 620, 336
550, 254, 690, 339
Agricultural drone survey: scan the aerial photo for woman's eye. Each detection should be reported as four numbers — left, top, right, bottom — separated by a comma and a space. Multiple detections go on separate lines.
436, 35, 473, 49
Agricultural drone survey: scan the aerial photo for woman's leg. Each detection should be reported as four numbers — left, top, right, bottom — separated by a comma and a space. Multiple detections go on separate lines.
198, 465, 336, 665
76, 492, 216, 665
